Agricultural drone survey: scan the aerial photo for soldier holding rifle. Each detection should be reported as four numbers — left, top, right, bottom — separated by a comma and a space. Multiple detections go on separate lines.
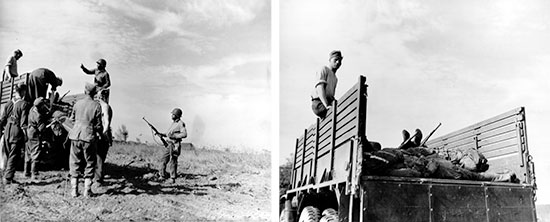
144, 108, 187, 184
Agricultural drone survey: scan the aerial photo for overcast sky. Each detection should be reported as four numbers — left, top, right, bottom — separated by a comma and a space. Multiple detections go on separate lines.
0, 0, 271, 150
281, 0, 550, 204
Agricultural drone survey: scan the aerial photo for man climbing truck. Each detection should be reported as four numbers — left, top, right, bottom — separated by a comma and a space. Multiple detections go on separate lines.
280, 76, 537, 222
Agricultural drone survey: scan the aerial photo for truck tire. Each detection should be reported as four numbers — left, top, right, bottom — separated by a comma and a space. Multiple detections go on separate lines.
320, 208, 338, 222
299, 206, 320, 222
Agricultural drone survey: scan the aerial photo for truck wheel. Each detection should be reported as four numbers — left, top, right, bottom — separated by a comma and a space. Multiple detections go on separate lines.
299, 206, 320, 222
320, 208, 338, 222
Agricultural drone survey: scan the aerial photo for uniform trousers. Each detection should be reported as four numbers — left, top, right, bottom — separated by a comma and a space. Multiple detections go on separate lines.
69, 140, 97, 178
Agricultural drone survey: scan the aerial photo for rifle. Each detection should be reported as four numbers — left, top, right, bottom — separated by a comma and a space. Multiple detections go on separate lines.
420, 123, 442, 147
142, 117, 169, 148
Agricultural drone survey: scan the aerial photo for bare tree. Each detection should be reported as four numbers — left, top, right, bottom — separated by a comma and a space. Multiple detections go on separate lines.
115, 124, 129, 142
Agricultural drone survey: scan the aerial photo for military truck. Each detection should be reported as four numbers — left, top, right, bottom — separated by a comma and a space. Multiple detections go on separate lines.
280, 76, 537, 222
0, 73, 80, 170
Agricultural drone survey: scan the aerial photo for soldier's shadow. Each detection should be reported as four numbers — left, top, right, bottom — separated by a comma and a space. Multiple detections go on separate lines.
100, 163, 209, 196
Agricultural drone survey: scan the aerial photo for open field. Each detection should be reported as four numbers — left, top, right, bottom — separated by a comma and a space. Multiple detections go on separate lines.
0, 142, 271, 221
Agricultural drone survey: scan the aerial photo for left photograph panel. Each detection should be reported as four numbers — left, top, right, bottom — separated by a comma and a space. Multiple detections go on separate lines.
0, 0, 271, 221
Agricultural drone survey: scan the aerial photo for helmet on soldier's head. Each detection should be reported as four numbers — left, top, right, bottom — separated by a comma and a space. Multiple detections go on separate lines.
96, 59, 107, 67
171, 108, 183, 118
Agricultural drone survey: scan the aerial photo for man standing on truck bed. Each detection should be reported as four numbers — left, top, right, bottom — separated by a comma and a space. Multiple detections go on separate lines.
0, 84, 31, 184
311, 50, 342, 119
80, 59, 111, 104
68, 83, 103, 197
25, 68, 63, 105
3, 49, 23, 80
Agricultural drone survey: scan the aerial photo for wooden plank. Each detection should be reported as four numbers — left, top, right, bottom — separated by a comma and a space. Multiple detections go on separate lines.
336, 95, 358, 116
427, 109, 521, 147
335, 104, 358, 128
335, 114, 357, 137
318, 124, 331, 140
431, 185, 487, 221
427, 116, 516, 148
481, 146, 517, 159
476, 124, 516, 141
318, 138, 331, 152
319, 117, 332, 133
477, 131, 517, 147
336, 83, 358, 109
334, 127, 357, 148
479, 139, 517, 153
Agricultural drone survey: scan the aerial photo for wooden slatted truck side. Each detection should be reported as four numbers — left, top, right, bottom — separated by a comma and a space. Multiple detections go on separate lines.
280, 75, 537, 222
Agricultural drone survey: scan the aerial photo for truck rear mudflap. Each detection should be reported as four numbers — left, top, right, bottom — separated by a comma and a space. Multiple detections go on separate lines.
361, 176, 536, 222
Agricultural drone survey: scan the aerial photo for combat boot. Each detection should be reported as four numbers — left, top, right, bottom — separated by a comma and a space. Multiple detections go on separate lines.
84, 178, 93, 198
413, 129, 423, 147
70, 178, 79, 197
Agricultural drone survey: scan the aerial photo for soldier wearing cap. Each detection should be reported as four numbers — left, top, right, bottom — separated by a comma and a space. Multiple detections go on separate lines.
68, 83, 103, 197
94, 89, 113, 185
311, 50, 343, 119
80, 59, 111, 103
3, 49, 23, 80
156, 108, 187, 183
0, 84, 31, 184
24, 97, 50, 181
25, 68, 63, 105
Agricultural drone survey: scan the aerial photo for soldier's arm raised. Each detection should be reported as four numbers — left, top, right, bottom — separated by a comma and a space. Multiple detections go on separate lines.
80, 64, 95, 75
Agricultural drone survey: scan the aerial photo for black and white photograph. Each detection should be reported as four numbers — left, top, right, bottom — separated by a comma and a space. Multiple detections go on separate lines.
0, 0, 271, 221
279, 0, 550, 221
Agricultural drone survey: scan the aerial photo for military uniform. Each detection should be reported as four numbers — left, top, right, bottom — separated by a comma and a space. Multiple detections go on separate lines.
94, 98, 112, 183
81, 61, 111, 103
24, 98, 49, 178
68, 88, 102, 197
0, 98, 30, 183
159, 118, 187, 180
25, 68, 62, 104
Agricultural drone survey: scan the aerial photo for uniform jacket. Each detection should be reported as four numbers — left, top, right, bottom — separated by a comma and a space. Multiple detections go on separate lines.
27, 106, 48, 141
69, 96, 102, 142
25, 68, 60, 103
0, 99, 30, 143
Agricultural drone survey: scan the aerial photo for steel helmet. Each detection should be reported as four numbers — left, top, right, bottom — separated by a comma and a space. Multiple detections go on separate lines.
171, 108, 183, 118
96, 59, 107, 67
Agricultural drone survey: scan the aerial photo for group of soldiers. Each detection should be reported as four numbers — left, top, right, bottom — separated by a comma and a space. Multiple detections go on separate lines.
311, 50, 517, 183
2, 49, 189, 197
1, 49, 114, 198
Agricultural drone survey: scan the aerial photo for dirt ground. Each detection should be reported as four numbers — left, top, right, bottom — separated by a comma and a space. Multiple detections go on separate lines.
0, 143, 271, 221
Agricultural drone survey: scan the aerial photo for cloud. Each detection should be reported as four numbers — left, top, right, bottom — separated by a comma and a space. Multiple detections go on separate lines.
95, 0, 267, 53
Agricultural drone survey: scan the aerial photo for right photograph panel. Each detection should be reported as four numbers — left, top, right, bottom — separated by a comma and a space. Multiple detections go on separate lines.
279, 1, 550, 221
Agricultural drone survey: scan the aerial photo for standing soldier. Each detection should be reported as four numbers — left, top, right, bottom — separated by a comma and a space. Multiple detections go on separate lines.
0, 84, 31, 184
25, 68, 63, 105
80, 59, 111, 103
24, 97, 50, 181
94, 89, 113, 185
68, 83, 102, 197
156, 108, 187, 184
311, 50, 343, 119
3, 49, 23, 80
